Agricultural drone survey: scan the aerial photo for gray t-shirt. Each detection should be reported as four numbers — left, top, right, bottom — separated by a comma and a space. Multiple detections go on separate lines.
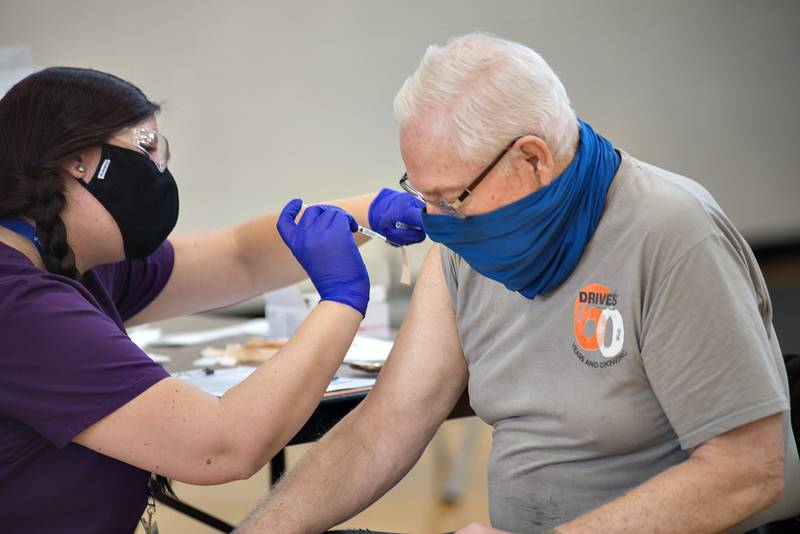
441, 152, 800, 533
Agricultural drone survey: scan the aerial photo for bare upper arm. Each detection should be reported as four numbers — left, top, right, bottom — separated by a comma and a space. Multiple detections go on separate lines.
364, 244, 469, 438
73, 376, 243, 485
690, 413, 784, 484
128, 194, 375, 326
126, 230, 252, 326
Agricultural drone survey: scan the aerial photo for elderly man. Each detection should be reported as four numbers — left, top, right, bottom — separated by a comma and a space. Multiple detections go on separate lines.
238, 34, 800, 534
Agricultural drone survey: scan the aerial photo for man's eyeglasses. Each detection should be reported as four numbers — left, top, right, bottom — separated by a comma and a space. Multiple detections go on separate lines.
399, 136, 522, 218
114, 127, 171, 172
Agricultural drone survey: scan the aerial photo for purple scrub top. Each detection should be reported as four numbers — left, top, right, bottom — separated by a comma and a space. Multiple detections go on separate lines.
0, 240, 174, 533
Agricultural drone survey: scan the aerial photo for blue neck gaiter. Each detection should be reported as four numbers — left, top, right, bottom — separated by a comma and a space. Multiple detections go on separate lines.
421, 119, 620, 299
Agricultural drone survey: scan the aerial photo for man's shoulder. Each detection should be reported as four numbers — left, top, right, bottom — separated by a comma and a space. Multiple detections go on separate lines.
624, 154, 719, 207
612, 153, 733, 249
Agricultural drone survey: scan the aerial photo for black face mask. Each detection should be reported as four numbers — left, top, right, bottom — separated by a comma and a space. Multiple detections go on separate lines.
80, 143, 179, 259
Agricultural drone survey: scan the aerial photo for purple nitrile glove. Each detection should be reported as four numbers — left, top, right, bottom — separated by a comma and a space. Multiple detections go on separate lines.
368, 188, 426, 246
277, 199, 370, 316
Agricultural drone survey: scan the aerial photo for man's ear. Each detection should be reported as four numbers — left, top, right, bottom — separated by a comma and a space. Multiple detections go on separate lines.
518, 135, 556, 185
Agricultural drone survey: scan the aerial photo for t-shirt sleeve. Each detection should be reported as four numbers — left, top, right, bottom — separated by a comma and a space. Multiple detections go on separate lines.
438, 245, 460, 306
640, 233, 788, 450
97, 240, 175, 321
0, 275, 170, 449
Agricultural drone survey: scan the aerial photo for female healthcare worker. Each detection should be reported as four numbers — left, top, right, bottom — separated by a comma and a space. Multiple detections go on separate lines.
0, 67, 425, 532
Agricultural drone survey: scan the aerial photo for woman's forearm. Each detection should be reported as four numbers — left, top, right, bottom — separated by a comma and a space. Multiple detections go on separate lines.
219, 301, 363, 473
77, 301, 362, 486
233, 192, 376, 295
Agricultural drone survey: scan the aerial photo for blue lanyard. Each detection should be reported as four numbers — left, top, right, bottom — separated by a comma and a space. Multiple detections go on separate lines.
0, 217, 45, 258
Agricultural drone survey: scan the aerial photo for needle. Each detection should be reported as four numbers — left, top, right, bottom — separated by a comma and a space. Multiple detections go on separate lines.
300, 203, 400, 246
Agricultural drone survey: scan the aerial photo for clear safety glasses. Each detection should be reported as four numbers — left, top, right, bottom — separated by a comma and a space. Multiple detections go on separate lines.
115, 127, 171, 172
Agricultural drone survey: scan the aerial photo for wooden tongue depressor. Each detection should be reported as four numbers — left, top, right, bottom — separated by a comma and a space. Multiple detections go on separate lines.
399, 247, 411, 285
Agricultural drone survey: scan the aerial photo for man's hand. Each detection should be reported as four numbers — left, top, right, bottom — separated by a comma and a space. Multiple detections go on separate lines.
456, 523, 515, 534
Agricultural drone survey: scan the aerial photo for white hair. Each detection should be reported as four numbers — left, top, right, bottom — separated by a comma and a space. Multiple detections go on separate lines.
394, 33, 579, 169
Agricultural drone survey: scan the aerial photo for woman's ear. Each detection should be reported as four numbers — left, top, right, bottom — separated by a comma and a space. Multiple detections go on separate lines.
60, 154, 86, 182
60, 145, 101, 183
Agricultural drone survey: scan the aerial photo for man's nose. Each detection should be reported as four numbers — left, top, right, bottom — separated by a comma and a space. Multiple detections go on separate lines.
425, 202, 445, 216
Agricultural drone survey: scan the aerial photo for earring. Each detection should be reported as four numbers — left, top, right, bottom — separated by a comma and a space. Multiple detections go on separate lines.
77, 163, 86, 173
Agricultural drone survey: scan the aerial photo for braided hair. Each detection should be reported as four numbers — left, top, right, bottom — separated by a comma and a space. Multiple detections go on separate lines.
0, 67, 160, 278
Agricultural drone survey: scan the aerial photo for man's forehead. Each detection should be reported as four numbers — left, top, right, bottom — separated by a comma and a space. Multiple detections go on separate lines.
400, 117, 471, 195
400, 113, 449, 150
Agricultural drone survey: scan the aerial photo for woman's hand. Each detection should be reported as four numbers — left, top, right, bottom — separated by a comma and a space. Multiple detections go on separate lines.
277, 199, 370, 316
368, 188, 426, 245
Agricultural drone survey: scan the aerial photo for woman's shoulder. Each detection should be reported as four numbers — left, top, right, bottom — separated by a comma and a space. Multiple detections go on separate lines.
0, 251, 97, 323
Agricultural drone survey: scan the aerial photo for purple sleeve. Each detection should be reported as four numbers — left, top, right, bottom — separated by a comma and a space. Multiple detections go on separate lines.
0, 274, 170, 449
94, 240, 175, 321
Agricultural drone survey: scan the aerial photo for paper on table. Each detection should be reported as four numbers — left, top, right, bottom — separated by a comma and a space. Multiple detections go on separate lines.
189, 334, 390, 368
156, 318, 268, 346
146, 352, 172, 363
174, 366, 375, 397
192, 355, 237, 367
128, 326, 163, 349
343, 336, 393, 364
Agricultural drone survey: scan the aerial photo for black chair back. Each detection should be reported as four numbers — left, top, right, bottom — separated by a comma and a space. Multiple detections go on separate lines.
785, 353, 799, 442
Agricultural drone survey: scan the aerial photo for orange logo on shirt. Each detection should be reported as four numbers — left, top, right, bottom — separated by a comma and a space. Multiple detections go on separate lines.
573, 283, 624, 359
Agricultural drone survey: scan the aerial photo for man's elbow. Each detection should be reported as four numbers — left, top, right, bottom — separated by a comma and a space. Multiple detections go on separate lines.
757, 458, 785, 509
737, 451, 785, 513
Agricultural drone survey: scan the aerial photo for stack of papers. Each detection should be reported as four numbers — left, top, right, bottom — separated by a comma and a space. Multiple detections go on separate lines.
343, 336, 393, 364
175, 367, 374, 397
156, 319, 268, 346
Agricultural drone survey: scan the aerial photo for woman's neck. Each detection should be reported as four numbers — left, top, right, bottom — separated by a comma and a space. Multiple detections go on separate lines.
0, 227, 46, 269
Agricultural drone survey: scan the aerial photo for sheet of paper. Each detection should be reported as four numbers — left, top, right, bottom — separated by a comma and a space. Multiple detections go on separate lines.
342, 335, 393, 364
156, 318, 268, 346
174, 367, 374, 397
327, 376, 376, 392
128, 326, 163, 349
192, 355, 237, 367
145, 352, 172, 363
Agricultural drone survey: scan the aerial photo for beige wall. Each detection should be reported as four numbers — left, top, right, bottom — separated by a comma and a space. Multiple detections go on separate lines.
1, 0, 798, 270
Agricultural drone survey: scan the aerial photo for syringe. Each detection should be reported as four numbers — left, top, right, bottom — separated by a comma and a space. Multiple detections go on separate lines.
300, 203, 399, 246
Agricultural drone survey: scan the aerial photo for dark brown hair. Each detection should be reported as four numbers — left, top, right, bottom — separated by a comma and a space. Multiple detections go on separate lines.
0, 67, 160, 277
